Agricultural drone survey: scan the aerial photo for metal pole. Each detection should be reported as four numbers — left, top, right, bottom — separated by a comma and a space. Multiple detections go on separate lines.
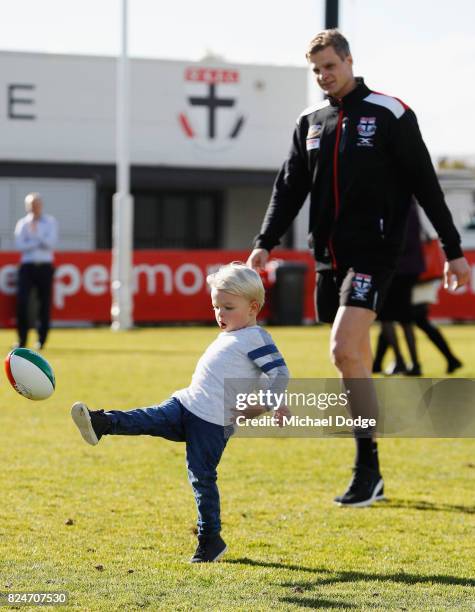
325, 0, 339, 28
111, 0, 134, 330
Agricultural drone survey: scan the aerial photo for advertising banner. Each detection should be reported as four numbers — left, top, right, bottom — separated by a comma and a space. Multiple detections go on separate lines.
0, 250, 316, 326
0, 250, 473, 326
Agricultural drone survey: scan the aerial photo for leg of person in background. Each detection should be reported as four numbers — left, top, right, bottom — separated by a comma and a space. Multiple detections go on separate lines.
372, 324, 389, 373
412, 303, 463, 374
401, 322, 422, 376
381, 321, 407, 375
35, 263, 54, 350
16, 263, 33, 348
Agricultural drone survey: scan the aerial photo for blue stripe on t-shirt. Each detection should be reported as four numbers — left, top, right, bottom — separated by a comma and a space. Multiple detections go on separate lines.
260, 358, 287, 373
247, 344, 278, 360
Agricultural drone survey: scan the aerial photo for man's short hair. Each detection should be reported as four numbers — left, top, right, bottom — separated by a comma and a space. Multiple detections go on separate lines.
24, 192, 42, 211
207, 262, 265, 310
306, 29, 351, 60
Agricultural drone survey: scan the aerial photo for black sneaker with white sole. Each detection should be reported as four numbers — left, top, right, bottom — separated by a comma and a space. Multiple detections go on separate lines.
190, 534, 227, 563
334, 465, 385, 507
71, 402, 112, 446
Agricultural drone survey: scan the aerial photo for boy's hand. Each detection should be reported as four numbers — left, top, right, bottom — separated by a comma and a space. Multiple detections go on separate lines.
274, 405, 291, 427
231, 405, 267, 421
231, 405, 291, 427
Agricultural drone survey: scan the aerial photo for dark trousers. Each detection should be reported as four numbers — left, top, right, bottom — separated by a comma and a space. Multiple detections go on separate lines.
16, 263, 54, 346
106, 397, 232, 537
412, 304, 458, 362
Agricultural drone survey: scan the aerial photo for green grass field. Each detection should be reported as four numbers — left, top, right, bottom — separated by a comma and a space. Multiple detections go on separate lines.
0, 325, 474, 611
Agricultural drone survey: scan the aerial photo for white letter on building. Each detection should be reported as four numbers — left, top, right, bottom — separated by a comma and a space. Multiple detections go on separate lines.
84, 265, 109, 296
54, 264, 81, 309
0, 265, 18, 295
133, 264, 173, 295
175, 264, 203, 295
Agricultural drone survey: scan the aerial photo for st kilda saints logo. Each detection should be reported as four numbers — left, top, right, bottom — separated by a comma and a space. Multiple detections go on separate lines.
351, 273, 373, 302
179, 67, 245, 150
356, 116, 377, 147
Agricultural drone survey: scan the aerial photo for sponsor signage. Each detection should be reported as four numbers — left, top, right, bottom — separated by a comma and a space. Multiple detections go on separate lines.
0, 251, 315, 325
0, 251, 473, 325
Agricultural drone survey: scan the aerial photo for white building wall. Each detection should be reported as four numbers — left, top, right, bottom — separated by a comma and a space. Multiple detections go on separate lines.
0, 51, 307, 170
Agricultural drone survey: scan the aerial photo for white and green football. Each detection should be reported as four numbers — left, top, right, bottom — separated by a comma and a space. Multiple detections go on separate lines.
4, 348, 55, 400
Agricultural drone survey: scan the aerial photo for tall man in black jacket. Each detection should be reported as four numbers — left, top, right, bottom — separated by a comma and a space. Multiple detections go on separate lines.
247, 29, 470, 507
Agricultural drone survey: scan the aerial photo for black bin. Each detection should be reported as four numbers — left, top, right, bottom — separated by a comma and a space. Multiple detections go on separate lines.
269, 261, 307, 325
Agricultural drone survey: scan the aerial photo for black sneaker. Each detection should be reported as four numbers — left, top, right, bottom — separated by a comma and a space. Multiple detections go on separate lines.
334, 465, 384, 507
406, 364, 422, 376
71, 402, 111, 446
190, 534, 227, 563
385, 361, 407, 376
447, 358, 462, 374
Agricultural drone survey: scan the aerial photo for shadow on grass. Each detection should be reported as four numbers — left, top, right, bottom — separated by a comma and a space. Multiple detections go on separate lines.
226, 558, 475, 588
280, 596, 355, 609
378, 498, 475, 514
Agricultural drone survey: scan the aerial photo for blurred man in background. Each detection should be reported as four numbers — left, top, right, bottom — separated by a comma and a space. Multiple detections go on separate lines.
14, 193, 58, 350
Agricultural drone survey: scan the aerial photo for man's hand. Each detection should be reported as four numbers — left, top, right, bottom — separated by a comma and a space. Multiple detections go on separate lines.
246, 248, 269, 271
444, 257, 471, 291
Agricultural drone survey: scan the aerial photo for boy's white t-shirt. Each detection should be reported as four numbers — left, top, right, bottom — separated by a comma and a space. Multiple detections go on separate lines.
173, 325, 289, 426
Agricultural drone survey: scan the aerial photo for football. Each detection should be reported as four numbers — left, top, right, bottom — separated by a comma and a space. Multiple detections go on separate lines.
4, 348, 56, 400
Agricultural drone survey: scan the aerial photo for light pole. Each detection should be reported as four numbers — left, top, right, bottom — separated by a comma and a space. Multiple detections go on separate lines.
111, 0, 134, 330
325, 0, 339, 28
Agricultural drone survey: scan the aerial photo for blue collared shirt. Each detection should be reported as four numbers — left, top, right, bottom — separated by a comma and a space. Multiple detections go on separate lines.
14, 212, 58, 264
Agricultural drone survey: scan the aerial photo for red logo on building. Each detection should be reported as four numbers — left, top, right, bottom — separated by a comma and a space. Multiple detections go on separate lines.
179, 67, 245, 143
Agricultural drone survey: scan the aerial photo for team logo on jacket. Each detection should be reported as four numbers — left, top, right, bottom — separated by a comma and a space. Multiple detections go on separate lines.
307, 123, 322, 139
357, 117, 376, 147
351, 273, 373, 301
306, 123, 322, 151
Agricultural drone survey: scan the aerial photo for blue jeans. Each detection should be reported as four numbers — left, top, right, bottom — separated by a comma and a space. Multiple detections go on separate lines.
105, 397, 232, 537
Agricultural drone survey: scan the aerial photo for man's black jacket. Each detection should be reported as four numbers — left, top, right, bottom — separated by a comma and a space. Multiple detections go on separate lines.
254, 78, 462, 271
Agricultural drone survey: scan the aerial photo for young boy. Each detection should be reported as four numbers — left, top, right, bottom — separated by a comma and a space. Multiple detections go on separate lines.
71, 263, 290, 563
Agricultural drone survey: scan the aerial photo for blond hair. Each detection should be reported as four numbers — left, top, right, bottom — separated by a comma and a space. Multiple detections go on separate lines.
207, 262, 265, 310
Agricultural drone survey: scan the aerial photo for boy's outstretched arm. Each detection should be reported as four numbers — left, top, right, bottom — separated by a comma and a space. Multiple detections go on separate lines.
231, 403, 291, 427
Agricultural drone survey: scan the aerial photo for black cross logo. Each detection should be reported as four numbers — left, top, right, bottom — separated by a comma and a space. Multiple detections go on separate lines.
189, 84, 235, 139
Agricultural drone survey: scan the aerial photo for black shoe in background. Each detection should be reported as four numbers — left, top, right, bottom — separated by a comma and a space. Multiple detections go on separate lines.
447, 358, 462, 374
372, 362, 382, 374
190, 534, 227, 563
406, 364, 422, 376
385, 361, 407, 376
